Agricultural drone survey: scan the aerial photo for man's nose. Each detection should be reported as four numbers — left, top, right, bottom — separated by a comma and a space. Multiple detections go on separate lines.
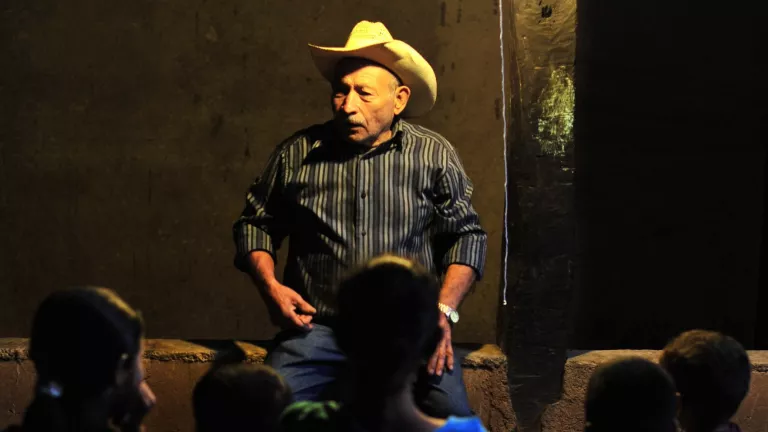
341, 91, 360, 113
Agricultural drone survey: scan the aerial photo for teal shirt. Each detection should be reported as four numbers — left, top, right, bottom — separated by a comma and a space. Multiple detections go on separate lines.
281, 401, 488, 432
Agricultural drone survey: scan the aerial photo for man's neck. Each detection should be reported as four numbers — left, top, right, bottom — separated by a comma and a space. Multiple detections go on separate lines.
370, 129, 393, 148
332, 118, 398, 149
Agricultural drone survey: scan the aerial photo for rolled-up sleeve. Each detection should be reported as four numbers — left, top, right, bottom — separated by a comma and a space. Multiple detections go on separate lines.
432, 145, 488, 279
232, 144, 289, 273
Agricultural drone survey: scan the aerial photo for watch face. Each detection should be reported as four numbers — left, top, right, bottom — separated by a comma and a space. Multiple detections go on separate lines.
449, 311, 459, 323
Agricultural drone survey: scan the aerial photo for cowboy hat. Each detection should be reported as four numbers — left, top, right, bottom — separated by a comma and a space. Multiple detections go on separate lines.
308, 20, 438, 118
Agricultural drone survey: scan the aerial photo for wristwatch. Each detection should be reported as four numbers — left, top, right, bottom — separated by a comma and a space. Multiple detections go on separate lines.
438, 303, 460, 324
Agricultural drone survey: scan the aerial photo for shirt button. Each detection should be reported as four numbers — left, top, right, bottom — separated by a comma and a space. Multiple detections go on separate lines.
361, 191, 367, 199
361, 231, 367, 236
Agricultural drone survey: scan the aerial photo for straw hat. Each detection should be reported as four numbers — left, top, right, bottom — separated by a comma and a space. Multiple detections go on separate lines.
308, 20, 438, 118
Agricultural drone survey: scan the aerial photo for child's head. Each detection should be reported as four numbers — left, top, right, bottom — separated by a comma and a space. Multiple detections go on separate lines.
334, 254, 442, 396
585, 357, 678, 432
660, 330, 750, 432
193, 360, 292, 432
26, 286, 154, 430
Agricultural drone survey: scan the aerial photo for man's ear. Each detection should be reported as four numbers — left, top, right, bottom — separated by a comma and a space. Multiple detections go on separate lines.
393, 86, 411, 116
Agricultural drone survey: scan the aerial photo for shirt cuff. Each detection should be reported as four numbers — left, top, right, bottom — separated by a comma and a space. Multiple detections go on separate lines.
442, 233, 488, 280
233, 225, 276, 272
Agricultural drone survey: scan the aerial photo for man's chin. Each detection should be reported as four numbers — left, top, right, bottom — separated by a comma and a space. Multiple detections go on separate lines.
340, 132, 372, 146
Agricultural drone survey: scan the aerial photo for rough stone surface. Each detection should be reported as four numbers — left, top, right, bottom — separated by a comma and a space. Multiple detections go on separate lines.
462, 345, 517, 432
501, 0, 577, 430
0, 361, 35, 422
541, 350, 768, 432
0, 338, 27, 361
0, 340, 513, 432
144, 339, 267, 363
0, 0, 504, 345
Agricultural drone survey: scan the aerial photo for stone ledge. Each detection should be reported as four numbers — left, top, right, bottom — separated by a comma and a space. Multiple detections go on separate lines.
542, 350, 768, 432
0, 338, 26, 361
0, 339, 513, 432
0, 339, 505, 368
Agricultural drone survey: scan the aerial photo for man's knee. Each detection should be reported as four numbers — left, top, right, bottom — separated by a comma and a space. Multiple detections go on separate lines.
414, 363, 473, 418
264, 326, 347, 402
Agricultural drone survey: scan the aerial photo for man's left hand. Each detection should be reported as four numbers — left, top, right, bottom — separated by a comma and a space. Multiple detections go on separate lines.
427, 312, 454, 376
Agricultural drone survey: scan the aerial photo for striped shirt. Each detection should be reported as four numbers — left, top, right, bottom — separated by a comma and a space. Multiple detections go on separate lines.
233, 118, 487, 317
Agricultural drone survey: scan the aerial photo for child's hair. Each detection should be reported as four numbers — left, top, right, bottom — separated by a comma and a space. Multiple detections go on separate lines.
334, 254, 443, 395
660, 329, 751, 431
585, 357, 678, 432
193, 355, 292, 432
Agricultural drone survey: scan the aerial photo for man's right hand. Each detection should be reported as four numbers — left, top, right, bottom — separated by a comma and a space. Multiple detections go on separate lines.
264, 281, 317, 331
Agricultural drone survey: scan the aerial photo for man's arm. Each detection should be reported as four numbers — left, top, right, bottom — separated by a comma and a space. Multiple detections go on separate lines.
427, 262, 476, 376
432, 144, 488, 301
245, 250, 280, 290
247, 250, 316, 330
232, 143, 289, 272
438, 263, 477, 311
427, 143, 488, 375
232, 142, 315, 330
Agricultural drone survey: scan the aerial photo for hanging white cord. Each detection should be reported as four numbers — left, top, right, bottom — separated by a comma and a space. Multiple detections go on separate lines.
498, 0, 509, 306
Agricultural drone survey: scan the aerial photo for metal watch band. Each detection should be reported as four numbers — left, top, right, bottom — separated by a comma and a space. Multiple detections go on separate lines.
438, 303, 459, 323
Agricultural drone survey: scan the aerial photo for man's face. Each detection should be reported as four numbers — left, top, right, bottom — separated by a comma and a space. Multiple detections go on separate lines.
331, 58, 408, 147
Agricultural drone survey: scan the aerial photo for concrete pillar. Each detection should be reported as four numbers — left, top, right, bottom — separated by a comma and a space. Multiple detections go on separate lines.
500, 0, 576, 430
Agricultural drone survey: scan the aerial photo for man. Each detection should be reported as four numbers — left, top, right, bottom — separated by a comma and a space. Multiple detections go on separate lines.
233, 20, 487, 418
660, 330, 751, 432
584, 357, 679, 432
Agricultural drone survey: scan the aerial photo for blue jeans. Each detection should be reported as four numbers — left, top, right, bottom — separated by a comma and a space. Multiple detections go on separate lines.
265, 324, 473, 418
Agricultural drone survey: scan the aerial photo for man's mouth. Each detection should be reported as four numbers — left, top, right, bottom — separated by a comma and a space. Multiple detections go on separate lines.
339, 118, 363, 127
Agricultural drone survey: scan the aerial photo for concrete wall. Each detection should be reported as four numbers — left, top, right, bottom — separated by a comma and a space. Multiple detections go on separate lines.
0, 0, 505, 343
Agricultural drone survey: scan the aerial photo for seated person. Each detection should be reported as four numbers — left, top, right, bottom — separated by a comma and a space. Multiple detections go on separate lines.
3, 286, 155, 432
660, 329, 751, 432
193, 348, 292, 432
280, 254, 487, 432
584, 357, 678, 432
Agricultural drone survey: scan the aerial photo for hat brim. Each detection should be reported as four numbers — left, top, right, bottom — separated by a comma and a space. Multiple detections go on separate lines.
308, 40, 437, 118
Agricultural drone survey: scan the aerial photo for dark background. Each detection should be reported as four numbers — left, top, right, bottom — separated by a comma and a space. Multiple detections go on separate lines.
571, 0, 767, 349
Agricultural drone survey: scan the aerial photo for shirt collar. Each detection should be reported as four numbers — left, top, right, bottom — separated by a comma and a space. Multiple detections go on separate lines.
390, 117, 405, 151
